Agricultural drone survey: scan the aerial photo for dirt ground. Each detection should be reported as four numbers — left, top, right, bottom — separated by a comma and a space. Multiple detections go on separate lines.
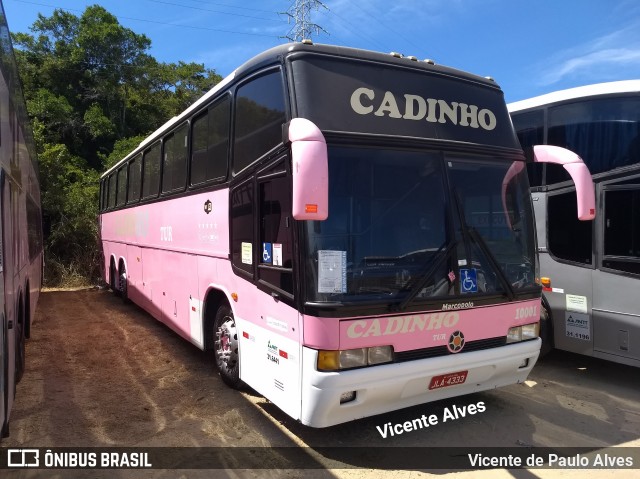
3, 289, 639, 478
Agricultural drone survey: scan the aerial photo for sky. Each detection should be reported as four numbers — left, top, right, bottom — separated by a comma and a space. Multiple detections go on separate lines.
3, 0, 640, 103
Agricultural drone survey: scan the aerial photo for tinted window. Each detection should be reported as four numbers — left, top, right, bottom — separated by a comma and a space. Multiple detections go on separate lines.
127, 154, 142, 204
191, 97, 230, 185
259, 168, 293, 295
108, 173, 117, 209
117, 167, 127, 206
100, 180, 106, 211
162, 123, 189, 193
548, 96, 640, 176
512, 110, 545, 187
234, 71, 286, 174
231, 178, 254, 275
142, 142, 161, 199
603, 187, 640, 275
547, 190, 592, 265
512, 110, 544, 149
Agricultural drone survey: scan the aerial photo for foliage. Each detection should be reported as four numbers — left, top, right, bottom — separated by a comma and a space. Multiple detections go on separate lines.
13, 5, 222, 285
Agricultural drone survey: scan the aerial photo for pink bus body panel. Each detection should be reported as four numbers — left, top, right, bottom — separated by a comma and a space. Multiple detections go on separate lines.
302, 299, 540, 352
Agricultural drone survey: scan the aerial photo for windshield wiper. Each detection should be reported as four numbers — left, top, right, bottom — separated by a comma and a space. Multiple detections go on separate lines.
466, 226, 516, 301
392, 239, 457, 312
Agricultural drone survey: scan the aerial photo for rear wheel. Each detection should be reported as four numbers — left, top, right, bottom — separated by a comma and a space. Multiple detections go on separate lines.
109, 260, 120, 297
119, 265, 129, 303
213, 305, 241, 388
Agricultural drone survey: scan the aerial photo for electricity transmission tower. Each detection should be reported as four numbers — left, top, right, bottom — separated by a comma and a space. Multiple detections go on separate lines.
282, 0, 328, 42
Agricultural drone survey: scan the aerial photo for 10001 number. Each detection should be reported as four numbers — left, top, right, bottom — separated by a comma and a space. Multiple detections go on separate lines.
515, 305, 538, 320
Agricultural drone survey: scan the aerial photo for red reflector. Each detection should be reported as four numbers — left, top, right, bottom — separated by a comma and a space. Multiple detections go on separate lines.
305, 204, 318, 213
242, 331, 249, 339
279, 350, 288, 359
191, 306, 197, 312
543, 287, 552, 292
590, 208, 595, 215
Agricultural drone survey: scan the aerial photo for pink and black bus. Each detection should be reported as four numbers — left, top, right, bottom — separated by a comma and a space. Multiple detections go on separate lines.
0, 1, 44, 438
99, 43, 594, 427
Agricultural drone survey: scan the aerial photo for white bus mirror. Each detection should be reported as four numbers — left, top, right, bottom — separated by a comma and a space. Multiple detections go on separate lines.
533, 145, 596, 221
289, 118, 329, 221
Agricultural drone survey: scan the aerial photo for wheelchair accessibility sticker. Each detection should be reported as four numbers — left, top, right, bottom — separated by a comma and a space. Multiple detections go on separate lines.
460, 268, 478, 293
262, 243, 273, 264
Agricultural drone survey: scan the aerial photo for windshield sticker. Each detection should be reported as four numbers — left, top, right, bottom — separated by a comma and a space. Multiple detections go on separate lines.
241, 242, 253, 265
459, 268, 478, 293
565, 312, 590, 341
262, 242, 272, 264
273, 243, 283, 266
318, 250, 347, 294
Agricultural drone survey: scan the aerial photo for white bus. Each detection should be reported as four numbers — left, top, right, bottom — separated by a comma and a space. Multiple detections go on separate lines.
509, 80, 640, 367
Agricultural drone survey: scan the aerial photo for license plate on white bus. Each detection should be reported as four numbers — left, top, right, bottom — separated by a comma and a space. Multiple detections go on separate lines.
429, 371, 468, 390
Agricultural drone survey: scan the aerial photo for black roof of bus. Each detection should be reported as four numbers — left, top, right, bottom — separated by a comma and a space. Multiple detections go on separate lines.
235, 42, 501, 90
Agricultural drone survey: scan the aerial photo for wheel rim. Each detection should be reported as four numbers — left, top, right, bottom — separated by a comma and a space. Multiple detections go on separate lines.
214, 315, 238, 375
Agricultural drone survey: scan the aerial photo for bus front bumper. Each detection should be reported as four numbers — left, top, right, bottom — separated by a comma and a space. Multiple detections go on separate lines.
300, 338, 540, 428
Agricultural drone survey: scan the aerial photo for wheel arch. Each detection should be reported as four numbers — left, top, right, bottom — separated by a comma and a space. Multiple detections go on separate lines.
202, 286, 234, 352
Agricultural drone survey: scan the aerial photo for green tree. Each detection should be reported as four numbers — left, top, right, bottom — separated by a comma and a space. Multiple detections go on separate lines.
13, 4, 223, 285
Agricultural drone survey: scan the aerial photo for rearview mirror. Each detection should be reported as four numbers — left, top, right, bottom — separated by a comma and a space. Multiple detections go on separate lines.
533, 145, 596, 220
289, 118, 328, 221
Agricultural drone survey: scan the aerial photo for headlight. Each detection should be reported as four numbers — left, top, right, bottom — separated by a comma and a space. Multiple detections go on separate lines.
317, 346, 394, 371
507, 322, 540, 343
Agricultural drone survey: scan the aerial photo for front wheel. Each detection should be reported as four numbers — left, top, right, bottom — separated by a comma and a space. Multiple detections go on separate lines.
213, 305, 241, 388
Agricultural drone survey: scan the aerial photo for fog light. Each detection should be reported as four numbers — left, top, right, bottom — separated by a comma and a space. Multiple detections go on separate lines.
340, 391, 356, 404
519, 358, 530, 368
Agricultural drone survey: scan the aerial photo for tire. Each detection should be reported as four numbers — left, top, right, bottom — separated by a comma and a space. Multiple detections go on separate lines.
109, 261, 120, 297
119, 268, 129, 303
213, 305, 241, 389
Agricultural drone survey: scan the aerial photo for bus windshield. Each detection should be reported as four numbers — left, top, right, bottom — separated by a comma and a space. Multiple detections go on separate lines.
303, 145, 536, 304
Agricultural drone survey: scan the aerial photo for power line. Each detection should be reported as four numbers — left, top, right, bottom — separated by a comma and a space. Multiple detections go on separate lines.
281, 0, 328, 42
143, 0, 283, 23
10, 0, 281, 38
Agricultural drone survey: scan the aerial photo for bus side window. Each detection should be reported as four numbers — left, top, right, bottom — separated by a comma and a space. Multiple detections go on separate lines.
127, 154, 142, 204
547, 190, 592, 265
603, 186, 640, 275
233, 70, 286, 174
108, 173, 117, 209
142, 142, 161, 199
258, 172, 293, 295
190, 96, 230, 186
162, 123, 189, 194
116, 166, 127, 206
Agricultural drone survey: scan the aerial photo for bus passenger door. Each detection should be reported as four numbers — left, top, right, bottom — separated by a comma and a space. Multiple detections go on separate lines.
541, 187, 595, 356
592, 182, 640, 366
